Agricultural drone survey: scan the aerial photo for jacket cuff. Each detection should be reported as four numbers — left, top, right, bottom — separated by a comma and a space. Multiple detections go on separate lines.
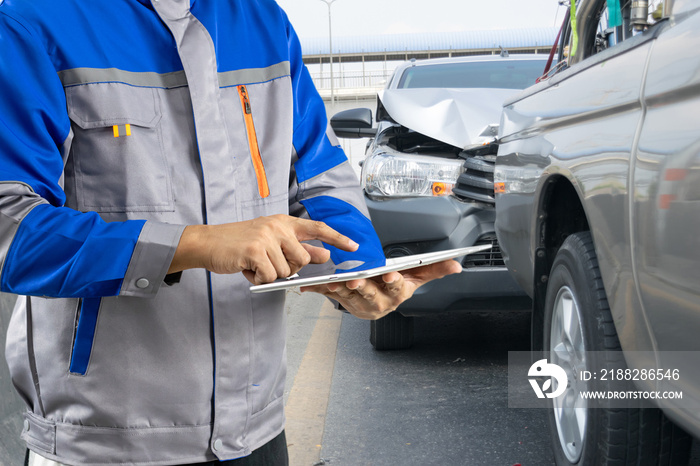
120, 222, 186, 298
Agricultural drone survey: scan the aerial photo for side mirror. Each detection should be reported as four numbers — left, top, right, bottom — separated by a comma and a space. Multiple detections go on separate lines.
330, 108, 377, 139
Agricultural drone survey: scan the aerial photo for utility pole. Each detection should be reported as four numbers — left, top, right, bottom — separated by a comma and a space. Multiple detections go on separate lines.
319, 0, 337, 105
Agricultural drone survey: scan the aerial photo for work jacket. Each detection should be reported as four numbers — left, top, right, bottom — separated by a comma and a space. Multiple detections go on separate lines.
0, 0, 384, 464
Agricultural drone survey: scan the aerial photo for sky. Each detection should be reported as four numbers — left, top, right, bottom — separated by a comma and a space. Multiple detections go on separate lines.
275, 0, 565, 40
273, 0, 567, 168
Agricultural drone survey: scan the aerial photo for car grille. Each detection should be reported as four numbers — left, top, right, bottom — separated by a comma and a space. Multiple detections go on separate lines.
452, 154, 496, 205
462, 235, 505, 268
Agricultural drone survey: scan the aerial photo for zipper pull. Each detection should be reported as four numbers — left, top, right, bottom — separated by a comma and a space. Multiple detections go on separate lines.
239, 86, 252, 114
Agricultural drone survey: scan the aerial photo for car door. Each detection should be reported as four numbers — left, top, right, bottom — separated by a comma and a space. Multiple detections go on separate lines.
498, 19, 654, 337
632, 6, 700, 425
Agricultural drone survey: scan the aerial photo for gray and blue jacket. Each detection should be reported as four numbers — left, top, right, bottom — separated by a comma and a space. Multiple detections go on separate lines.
0, 0, 384, 464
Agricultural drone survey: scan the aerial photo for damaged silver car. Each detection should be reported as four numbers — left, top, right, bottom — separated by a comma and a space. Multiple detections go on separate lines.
331, 55, 546, 350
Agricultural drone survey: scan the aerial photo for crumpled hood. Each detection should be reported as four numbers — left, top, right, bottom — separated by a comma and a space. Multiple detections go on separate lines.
378, 88, 518, 150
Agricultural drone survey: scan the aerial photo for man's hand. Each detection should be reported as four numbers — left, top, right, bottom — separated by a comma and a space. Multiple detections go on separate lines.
300, 260, 462, 320
168, 215, 358, 285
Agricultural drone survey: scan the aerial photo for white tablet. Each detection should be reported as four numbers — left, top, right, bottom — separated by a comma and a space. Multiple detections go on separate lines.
249, 244, 492, 293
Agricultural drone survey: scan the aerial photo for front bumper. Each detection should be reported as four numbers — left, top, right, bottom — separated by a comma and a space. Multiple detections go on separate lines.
365, 194, 530, 316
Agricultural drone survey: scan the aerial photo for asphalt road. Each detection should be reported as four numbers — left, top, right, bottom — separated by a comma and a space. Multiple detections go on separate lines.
284, 291, 554, 466
322, 311, 550, 465
284, 291, 700, 466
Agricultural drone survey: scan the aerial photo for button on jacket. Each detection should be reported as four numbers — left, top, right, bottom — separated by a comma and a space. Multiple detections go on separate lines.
0, 0, 384, 464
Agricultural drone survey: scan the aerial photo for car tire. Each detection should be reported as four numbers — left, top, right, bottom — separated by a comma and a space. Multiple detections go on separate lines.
370, 312, 414, 350
542, 232, 691, 465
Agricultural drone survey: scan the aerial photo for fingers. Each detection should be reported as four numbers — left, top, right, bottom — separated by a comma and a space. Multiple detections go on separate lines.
247, 216, 357, 284
302, 242, 332, 265
301, 273, 408, 320
242, 269, 257, 284
381, 272, 404, 295
301, 260, 463, 319
249, 242, 313, 285
181, 215, 362, 285
348, 273, 406, 305
235, 217, 315, 284
290, 217, 359, 253
280, 237, 312, 273
400, 260, 462, 283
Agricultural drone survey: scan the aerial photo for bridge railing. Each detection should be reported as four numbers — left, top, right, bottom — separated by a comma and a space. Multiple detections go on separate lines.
309, 69, 392, 90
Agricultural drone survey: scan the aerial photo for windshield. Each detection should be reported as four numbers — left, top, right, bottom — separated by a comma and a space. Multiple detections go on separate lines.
398, 60, 545, 90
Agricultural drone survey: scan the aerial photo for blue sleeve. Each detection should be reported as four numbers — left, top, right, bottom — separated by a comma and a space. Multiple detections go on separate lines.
2, 206, 145, 298
0, 11, 147, 298
282, 11, 385, 272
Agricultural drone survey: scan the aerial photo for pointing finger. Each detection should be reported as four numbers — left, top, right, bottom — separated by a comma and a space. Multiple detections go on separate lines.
292, 218, 359, 253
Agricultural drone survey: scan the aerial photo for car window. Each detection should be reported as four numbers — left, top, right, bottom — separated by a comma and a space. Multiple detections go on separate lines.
397, 60, 546, 90
564, 0, 667, 63
539, 0, 669, 80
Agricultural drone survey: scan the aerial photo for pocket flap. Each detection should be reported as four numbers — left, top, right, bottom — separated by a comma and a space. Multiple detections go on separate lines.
67, 83, 162, 129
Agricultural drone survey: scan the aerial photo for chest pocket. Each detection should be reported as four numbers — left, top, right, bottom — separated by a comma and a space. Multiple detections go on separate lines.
66, 83, 173, 213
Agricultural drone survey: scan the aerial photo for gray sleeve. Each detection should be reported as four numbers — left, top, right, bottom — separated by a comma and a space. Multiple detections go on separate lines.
119, 221, 186, 298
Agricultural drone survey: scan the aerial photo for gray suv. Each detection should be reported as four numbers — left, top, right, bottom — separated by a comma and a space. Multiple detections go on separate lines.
331, 55, 547, 350
495, 0, 700, 464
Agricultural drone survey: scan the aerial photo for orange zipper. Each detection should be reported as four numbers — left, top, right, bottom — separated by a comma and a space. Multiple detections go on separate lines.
238, 85, 270, 198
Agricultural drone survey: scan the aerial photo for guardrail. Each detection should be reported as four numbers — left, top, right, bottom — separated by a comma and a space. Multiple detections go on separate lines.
310, 70, 391, 90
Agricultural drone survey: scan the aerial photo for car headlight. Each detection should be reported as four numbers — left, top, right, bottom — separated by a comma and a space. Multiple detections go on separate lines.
361, 149, 465, 199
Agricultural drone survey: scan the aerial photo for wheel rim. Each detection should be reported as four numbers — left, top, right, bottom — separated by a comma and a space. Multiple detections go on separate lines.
550, 286, 588, 463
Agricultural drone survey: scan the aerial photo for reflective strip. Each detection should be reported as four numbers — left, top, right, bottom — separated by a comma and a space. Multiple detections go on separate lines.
69, 297, 101, 376
219, 61, 291, 87
58, 68, 188, 89
112, 124, 132, 138
57, 61, 291, 89
238, 85, 270, 198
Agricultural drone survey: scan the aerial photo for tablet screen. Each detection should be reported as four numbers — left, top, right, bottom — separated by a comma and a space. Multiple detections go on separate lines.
249, 244, 491, 293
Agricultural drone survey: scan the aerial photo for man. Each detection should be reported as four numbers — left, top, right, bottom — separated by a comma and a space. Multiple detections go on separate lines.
0, 0, 459, 465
